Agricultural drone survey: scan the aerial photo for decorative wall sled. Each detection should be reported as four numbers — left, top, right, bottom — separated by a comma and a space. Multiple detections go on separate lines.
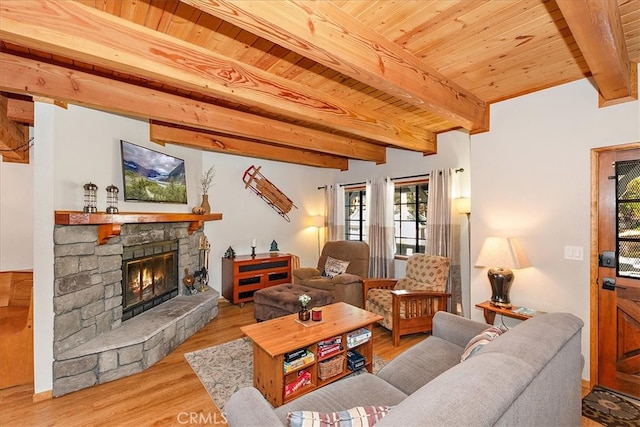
243, 165, 297, 221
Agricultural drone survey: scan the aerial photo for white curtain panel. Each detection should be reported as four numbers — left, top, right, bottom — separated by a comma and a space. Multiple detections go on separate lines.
326, 185, 345, 242
366, 177, 395, 278
426, 169, 462, 314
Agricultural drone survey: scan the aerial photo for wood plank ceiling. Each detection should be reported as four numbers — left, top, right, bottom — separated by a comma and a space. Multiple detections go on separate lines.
0, 0, 638, 168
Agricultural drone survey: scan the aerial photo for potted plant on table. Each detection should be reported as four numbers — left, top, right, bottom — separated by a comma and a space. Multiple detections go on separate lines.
298, 294, 311, 321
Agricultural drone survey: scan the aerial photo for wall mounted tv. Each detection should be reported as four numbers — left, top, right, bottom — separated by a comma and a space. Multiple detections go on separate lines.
120, 140, 187, 204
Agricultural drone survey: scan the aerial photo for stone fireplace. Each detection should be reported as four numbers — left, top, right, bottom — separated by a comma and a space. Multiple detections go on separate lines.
51, 216, 219, 397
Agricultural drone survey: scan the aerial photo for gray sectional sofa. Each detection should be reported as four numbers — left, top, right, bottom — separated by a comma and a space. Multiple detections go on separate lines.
225, 311, 584, 426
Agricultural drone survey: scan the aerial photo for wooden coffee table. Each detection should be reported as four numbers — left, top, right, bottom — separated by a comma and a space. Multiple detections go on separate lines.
241, 302, 383, 407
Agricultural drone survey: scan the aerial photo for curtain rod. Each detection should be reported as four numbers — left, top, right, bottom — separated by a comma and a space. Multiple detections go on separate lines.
317, 168, 464, 190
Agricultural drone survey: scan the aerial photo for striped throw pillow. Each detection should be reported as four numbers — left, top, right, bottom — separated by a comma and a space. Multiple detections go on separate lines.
287, 405, 392, 427
460, 326, 504, 362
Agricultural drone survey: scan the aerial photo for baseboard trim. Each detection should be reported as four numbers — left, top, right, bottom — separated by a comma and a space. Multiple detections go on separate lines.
33, 390, 52, 402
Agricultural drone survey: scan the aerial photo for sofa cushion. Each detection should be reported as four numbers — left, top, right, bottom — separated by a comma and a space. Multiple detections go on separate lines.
376, 353, 537, 427
431, 311, 491, 348
274, 373, 407, 424
322, 256, 350, 278
316, 241, 369, 278
376, 335, 464, 395
287, 405, 392, 427
472, 312, 584, 372
460, 326, 504, 362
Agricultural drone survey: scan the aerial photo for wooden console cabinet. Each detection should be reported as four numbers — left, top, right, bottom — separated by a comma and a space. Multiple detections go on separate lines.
222, 253, 292, 304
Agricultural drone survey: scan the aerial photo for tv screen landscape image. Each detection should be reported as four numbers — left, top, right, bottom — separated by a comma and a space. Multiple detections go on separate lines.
120, 140, 187, 204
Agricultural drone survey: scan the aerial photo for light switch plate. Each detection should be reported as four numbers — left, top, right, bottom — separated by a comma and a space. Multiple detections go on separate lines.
564, 245, 584, 261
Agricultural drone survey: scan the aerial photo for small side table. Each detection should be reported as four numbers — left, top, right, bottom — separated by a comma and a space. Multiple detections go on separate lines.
475, 300, 533, 324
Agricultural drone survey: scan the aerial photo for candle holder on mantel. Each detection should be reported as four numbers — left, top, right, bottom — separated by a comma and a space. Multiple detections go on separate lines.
106, 185, 119, 214
251, 246, 256, 257
83, 182, 98, 213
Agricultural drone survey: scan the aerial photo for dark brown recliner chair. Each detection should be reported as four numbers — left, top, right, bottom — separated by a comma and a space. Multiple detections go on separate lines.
292, 240, 369, 308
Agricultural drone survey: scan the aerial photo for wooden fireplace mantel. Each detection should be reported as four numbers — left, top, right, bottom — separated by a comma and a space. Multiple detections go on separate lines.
54, 211, 223, 244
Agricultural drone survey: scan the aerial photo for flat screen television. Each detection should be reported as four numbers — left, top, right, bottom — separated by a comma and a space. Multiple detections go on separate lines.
120, 140, 187, 204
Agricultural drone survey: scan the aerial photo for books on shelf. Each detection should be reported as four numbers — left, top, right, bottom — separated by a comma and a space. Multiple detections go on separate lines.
346, 328, 371, 348
283, 351, 315, 373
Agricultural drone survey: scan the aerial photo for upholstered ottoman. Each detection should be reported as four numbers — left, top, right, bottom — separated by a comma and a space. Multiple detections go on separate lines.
253, 283, 334, 321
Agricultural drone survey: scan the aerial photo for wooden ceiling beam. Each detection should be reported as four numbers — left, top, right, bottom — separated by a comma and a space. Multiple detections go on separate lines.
0, 0, 436, 152
557, 0, 637, 106
150, 122, 349, 170
6, 96, 34, 126
0, 53, 386, 164
184, 0, 488, 132
0, 94, 30, 164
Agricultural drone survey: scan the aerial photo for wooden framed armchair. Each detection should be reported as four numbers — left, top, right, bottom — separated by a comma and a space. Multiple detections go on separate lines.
364, 254, 451, 346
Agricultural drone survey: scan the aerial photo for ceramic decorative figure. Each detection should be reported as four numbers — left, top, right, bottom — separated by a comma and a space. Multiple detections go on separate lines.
224, 246, 236, 258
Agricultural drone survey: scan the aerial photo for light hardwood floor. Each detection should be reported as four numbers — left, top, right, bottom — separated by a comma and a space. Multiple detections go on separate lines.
2, 300, 598, 426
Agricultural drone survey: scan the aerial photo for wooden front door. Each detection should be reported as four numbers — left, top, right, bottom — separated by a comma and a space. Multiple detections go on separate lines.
596, 144, 640, 397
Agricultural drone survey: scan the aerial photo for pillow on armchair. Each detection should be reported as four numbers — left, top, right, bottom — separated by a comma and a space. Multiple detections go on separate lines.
322, 256, 350, 278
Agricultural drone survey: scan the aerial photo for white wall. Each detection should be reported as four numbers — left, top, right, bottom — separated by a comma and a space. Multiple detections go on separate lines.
0, 143, 34, 271
201, 151, 332, 294
32, 103, 56, 394
470, 64, 640, 381
52, 106, 202, 213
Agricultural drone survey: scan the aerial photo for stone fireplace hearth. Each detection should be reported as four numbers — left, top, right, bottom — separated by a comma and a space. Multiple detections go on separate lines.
52, 218, 219, 397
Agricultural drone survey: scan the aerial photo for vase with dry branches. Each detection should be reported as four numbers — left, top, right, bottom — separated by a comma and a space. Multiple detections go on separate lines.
199, 166, 215, 214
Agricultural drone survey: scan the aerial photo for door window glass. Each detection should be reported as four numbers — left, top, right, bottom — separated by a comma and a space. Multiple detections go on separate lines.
617, 160, 640, 279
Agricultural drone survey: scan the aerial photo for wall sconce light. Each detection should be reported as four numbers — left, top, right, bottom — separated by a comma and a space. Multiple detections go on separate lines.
475, 237, 531, 308
83, 182, 98, 213
106, 185, 119, 214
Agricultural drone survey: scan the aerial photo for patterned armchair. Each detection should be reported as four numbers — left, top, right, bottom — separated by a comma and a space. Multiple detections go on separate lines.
364, 254, 451, 346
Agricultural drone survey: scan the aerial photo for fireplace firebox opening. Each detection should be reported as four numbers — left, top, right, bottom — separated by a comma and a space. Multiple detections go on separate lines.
122, 240, 179, 321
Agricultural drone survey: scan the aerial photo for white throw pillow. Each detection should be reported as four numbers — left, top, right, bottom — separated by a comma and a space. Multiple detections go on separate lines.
322, 256, 350, 278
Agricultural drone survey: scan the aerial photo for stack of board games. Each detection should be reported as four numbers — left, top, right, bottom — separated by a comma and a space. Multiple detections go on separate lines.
346, 328, 371, 348
317, 336, 342, 358
283, 348, 315, 373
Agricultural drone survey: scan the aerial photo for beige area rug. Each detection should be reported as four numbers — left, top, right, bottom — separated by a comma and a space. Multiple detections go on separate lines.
184, 337, 387, 412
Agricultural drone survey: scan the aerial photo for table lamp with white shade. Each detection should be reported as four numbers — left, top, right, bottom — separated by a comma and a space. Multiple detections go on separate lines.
475, 237, 531, 308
